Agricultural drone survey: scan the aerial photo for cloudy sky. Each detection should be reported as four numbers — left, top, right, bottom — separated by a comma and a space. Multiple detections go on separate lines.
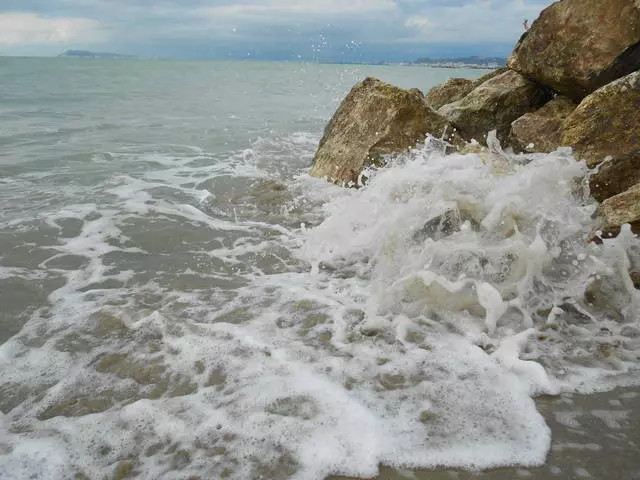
0, 0, 550, 61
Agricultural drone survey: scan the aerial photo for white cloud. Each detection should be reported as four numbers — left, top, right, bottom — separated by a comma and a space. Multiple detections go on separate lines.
202, 0, 396, 17
0, 0, 554, 58
0, 12, 103, 46
404, 14, 430, 31
398, 0, 547, 43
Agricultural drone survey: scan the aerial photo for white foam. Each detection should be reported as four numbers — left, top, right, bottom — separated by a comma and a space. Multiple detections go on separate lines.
1, 136, 639, 479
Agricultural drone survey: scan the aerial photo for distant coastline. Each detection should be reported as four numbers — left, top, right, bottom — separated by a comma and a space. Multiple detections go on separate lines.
412, 56, 507, 69
323, 56, 506, 69
54, 51, 504, 69
411, 63, 501, 70
58, 50, 137, 59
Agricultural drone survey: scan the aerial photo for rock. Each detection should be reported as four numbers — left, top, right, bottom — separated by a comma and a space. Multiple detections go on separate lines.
622, 324, 640, 336
38, 395, 115, 420
508, 0, 640, 101
471, 67, 510, 88
554, 302, 593, 325
589, 152, 640, 202
561, 71, 640, 168
509, 96, 577, 153
413, 209, 479, 243
583, 276, 630, 321
424, 68, 509, 111
248, 180, 292, 211
113, 461, 134, 480
310, 77, 465, 185
425, 78, 475, 109
593, 183, 640, 239
438, 69, 551, 144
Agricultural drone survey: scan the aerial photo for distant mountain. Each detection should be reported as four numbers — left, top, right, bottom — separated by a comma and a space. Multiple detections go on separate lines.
414, 56, 507, 68
58, 50, 136, 59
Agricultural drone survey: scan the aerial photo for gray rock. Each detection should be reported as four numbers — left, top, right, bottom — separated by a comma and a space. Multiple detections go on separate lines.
413, 209, 479, 242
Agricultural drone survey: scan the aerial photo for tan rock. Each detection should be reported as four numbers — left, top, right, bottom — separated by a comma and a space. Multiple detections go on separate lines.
561, 71, 640, 168
509, 96, 577, 153
425, 78, 475, 110
471, 67, 510, 88
589, 152, 640, 202
438, 70, 550, 144
310, 77, 464, 185
593, 183, 640, 239
423, 68, 508, 118
508, 0, 640, 101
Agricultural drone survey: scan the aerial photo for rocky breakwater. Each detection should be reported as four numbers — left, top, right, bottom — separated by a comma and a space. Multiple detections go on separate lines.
310, 0, 640, 241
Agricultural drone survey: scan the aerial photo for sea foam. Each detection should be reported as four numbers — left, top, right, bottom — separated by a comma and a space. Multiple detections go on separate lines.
0, 135, 638, 479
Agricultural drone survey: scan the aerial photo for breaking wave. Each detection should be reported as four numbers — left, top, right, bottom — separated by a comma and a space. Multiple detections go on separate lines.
0, 133, 638, 479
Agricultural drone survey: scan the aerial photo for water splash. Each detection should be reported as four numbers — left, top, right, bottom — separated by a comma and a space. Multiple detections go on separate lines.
0, 135, 638, 479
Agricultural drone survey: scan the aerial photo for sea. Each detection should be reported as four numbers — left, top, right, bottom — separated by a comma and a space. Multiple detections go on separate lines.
0, 57, 639, 480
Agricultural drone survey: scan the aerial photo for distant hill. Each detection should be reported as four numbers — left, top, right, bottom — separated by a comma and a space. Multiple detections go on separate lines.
58, 50, 136, 59
414, 56, 507, 68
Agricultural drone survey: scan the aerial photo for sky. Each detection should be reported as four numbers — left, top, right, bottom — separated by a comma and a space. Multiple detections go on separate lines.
0, 0, 551, 62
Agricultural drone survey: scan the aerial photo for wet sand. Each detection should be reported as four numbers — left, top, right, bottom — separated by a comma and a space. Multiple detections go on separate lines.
330, 387, 640, 480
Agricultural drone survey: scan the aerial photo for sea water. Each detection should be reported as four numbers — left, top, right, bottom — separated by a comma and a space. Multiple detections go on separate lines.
0, 57, 638, 480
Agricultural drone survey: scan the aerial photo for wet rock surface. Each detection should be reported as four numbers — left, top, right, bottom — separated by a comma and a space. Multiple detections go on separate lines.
509, 96, 576, 153
413, 209, 479, 243
593, 183, 640, 239
589, 152, 640, 202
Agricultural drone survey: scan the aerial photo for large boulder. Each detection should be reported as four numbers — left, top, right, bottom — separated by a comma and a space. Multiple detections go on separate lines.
310, 77, 464, 185
561, 71, 640, 168
509, 96, 576, 153
471, 67, 510, 88
438, 69, 551, 144
508, 0, 640, 101
425, 78, 475, 110
589, 152, 640, 202
593, 183, 640, 239
424, 68, 509, 111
